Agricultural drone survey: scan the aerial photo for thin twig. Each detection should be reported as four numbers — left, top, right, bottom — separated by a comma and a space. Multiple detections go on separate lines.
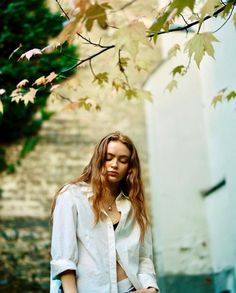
212, 3, 235, 33
118, 49, 131, 89
89, 59, 96, 78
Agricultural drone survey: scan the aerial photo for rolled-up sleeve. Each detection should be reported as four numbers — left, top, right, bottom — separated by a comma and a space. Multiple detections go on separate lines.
50, 186, 79, 280
138, 226, 159, 291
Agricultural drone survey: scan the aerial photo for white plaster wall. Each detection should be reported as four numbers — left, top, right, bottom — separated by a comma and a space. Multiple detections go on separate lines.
145, 31, 212, 275
145, 8, 236, 291
200, 18, 236, 290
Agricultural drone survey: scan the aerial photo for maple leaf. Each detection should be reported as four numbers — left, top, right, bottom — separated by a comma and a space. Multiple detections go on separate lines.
46, 72, 58, 83
114, 20, 152, 60
200, 0, 220, 21
166, 80, 177, 92
211, 88, 226, 107
93, 72, 109, 85
83, 2, 111, 31
112, 78, 126, 91
33, 76, 46, 86
168, 0, 195, 14
18, 48, 42, 61
171, 65, 186, 77
50, 84, 60, 92
11, 89, 23, 103
21, 88, 37, 105
185, 32, 219, 67
136, 89, 153, 102
0, 100, 3, 114
226, 91, 236, 101
168, 44, 181, 58
125, 89, 138, 100
0, 89, 6, 95
17, 79, 29, 88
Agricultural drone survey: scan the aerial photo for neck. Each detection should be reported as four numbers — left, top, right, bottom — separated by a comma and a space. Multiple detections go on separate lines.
107, 182, 120, 198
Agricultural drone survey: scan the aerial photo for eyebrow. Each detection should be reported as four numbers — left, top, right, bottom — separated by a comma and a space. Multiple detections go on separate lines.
106, 152, 130, 158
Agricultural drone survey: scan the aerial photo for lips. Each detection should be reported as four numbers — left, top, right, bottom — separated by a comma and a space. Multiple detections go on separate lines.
108, 171, 119, 176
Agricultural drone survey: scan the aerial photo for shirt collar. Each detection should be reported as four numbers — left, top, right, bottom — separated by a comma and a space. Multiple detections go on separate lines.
79, 182, 129, 200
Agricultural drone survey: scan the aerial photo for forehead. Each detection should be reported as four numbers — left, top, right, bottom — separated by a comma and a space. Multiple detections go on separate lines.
107, 140, 130, 156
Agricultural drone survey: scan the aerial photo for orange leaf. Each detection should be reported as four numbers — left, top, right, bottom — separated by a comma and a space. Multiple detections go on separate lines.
50, 84, 60, 91
17, 79, 29, 88
0, 89, 6, 95
11, 89, 23, 103
46, 72, 58, 83
18, 48, 42, 61
21, 88, 37, 105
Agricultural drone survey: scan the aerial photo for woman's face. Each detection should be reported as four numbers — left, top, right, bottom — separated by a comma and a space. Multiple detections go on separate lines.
105, 140, 131, 184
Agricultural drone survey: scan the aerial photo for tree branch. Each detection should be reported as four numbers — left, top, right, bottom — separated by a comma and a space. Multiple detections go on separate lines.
148, 2, 236, 38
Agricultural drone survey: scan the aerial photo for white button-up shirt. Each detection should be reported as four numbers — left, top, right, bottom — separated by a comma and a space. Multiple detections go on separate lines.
50, 182, 159, 293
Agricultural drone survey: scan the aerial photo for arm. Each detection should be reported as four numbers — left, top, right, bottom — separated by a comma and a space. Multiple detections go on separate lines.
50, 186, 79, 290
138, 226, 160, 292
60, 270, 77, 293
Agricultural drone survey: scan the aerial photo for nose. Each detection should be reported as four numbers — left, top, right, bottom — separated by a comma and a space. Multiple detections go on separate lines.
111, 158, 118, 168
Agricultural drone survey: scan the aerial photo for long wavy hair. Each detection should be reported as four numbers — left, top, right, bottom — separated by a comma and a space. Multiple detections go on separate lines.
50, 131, 149, 241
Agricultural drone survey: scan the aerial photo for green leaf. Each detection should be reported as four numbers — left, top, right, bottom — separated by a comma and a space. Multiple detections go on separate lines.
221, 2, 234, 18
168, 0, 195, 14
171, 65, 186, 77
168, 44, 181, 58
211, 88, 226, 107
149, 13, 169, 36
93, 72, 109, 85
226, 91, 236, 101
118, 57, 130, 70
166, 80, 177, 92
185, 32, 219, 67
137, 89, 153, 102
20, 136, 40, 158
125, 89, 138, 100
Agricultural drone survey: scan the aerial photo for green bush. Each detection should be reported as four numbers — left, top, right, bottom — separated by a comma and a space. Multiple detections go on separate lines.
0, 0, 78, 171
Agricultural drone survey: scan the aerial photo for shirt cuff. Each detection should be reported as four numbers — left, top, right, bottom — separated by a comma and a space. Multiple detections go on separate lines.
138, 273, 159, 291
50, 259, 77, 280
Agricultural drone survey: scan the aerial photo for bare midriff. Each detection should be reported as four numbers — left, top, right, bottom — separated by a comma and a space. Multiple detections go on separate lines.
117, 261, 128, 281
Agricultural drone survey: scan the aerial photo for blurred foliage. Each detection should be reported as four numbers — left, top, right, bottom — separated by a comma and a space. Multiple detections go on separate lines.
0, 0, 78, 172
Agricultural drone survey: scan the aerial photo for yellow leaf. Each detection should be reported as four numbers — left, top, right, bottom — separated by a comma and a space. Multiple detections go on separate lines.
234, 13, 236, 28
211, 93, 223, 107
185, 32, 219, 67
114, 20, 152, 60
166, 80, 177, 92
137, 89, 153, 102
200, 0, 220, 21
0, 100, 3, 114
17, 79, 29, 88
33, 76, 46, 86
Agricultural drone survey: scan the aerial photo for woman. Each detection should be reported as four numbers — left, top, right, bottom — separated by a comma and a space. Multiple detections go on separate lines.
50, 131, 159, 293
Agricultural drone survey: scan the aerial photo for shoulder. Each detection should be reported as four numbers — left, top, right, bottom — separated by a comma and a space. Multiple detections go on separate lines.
57, 182, 92, 203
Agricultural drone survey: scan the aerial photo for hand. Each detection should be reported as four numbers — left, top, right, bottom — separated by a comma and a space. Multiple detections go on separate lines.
134, 288, 158, 293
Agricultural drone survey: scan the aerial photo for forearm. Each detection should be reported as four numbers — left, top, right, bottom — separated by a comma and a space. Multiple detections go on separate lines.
60, 270, 77, 293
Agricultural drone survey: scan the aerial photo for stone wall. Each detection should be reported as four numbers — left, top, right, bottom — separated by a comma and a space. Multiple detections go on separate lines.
0, 93, 152, 292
